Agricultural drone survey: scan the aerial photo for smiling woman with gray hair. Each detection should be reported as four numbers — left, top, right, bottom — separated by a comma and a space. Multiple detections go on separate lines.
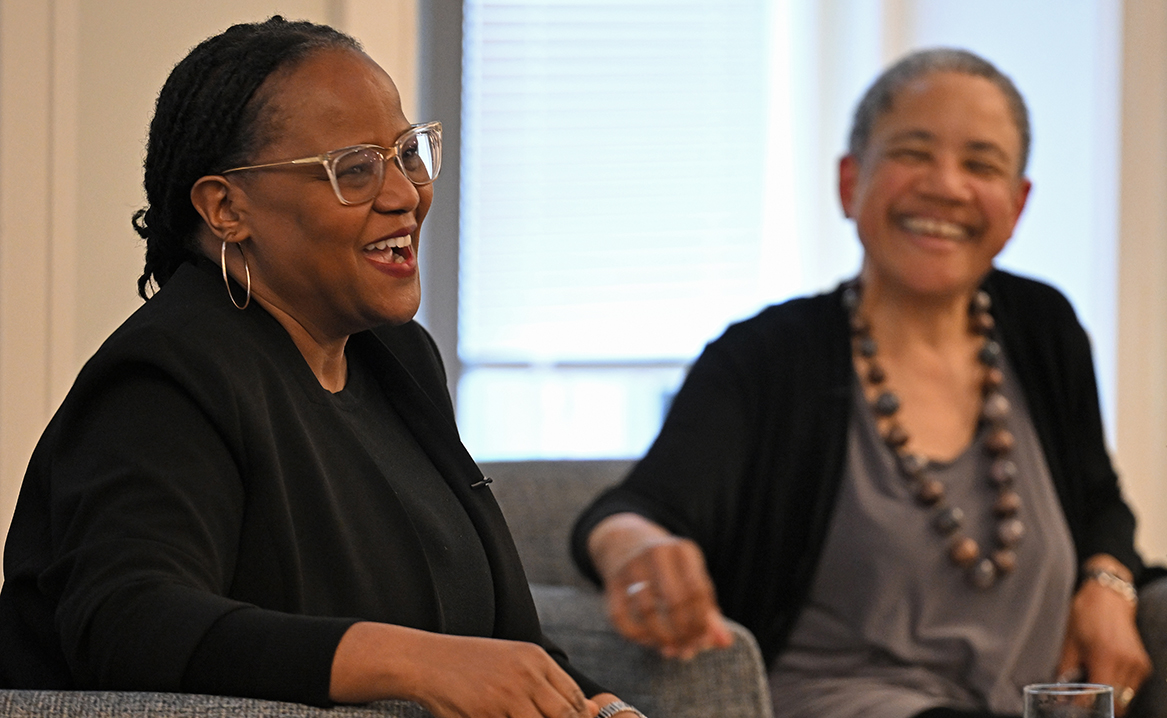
573, 48, 1159, 718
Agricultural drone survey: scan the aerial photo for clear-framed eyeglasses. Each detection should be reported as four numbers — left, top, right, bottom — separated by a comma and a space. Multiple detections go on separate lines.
221, 121, 442, 206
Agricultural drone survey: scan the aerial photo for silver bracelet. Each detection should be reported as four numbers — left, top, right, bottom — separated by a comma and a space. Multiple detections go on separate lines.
1082, 567, 1138, 605
597, 701, 647, 718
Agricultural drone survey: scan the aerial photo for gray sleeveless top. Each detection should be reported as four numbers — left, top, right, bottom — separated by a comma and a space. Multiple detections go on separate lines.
768, 357, 1076, 718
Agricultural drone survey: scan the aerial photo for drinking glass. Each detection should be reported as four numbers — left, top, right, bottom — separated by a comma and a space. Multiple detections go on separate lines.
1024, 683, 1114, 718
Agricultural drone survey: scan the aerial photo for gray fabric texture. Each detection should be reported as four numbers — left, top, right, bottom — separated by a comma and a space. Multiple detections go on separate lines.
531, 584, 773, 718
487, 460, 632, 589
0, 691, 432, 717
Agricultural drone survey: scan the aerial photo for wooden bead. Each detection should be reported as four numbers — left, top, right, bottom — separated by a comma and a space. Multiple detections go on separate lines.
993, 490, 1022, 517
842, 285, 860, 312
978, 340, 1003, 367
998, 518, 1025, 547
900, 453, 928, 477
866, 363, 886, 385
949, 536, 980, 568
883, 423, 908, 449
985, 428, 1015, 455
971, 311, 996, 335
983, 367, 1005, 390
916, 479, 945, 506
982, 392, 1010, 422
989, 458, 1017, 486
992, 549, 1017, 574
874, 391, 900, 416
935, 506, 964, 534
858, 336, 878, 358
971, 558, 997, 589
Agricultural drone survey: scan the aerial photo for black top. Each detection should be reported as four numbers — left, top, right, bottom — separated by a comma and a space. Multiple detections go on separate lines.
573, 269, 1147, 667
329, 351, 495, 637
0, 259, 602, 705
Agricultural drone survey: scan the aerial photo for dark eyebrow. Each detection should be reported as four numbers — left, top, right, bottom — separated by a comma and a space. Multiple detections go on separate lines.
966, 140, 1011, 163
885, 129, 934, 144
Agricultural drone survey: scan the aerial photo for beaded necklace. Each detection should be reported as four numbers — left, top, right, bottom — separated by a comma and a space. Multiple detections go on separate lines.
843, 280, 1023, 589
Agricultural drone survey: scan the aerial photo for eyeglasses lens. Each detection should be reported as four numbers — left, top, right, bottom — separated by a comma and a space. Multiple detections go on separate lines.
331, 129, 441, 204
398, 130, 440, 185
333, 147, 386, 204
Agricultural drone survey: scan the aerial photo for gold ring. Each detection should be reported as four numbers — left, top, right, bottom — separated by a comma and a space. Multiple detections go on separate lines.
1118, 686, 1135, 707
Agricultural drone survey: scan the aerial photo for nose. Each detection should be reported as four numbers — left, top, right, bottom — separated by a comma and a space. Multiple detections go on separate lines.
918, 154, 974, 203
372, 160, 421, 214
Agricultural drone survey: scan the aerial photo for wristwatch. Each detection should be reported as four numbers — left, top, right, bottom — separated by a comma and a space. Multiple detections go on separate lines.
597, 701, 648, 718
1082, 567, 1138, 605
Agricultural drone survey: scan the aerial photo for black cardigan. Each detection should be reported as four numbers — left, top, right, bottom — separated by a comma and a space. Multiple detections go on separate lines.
573, 269, 1145, 667
0, 260, 601, 704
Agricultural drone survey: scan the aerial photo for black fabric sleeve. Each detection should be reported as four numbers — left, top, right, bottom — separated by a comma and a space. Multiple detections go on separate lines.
989, 271, 1145, 580
1063, 321, 1143, 575
38, 366, 352, 706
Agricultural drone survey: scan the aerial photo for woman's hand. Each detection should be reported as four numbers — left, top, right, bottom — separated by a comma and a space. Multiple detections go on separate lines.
588, 513, 733, 659
332, 622, 596, 718
1056, 557, 1151, 717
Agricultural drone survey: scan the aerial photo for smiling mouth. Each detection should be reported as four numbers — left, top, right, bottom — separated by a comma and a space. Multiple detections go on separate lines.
364, 235, 413, 264
899, 216, 971, 240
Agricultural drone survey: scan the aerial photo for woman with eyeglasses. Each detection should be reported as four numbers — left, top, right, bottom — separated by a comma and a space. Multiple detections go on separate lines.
0, 17, 637, 718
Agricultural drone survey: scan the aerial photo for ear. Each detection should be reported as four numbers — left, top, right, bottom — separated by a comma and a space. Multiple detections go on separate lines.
1010, 177, 1032, 228
838, 154, 860, 219
190, 175, 249, 244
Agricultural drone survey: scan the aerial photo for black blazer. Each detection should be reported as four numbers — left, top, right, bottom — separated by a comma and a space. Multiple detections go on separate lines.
0, 259, 601, 704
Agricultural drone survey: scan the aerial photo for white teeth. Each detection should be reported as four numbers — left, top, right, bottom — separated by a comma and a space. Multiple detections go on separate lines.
366, 235, 412, 252
392, 253, 405, 264
901, 216, 967, 239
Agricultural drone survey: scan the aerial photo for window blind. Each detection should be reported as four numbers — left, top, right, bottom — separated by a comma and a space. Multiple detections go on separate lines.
459, 0, 773, 364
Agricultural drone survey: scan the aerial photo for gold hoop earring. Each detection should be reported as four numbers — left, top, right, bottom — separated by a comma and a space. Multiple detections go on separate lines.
220, 240, 251, 310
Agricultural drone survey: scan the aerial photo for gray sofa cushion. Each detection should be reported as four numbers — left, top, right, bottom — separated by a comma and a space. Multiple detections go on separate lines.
532, 584, 773, 718
485, 460, 632, 589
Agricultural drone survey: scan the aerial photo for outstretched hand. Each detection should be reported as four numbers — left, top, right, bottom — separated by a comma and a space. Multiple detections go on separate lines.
589, 513, 734, 659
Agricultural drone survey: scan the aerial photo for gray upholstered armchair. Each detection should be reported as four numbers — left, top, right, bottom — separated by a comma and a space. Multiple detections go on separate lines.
0, 459, 772, 718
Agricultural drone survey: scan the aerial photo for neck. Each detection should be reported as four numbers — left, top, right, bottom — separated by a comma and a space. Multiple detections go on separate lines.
858, 270, 980, 352
255, 294, 350, 393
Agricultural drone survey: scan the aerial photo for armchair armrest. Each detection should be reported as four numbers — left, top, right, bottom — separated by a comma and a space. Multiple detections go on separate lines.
531, 584, 773, 718
0, 691, 433, 717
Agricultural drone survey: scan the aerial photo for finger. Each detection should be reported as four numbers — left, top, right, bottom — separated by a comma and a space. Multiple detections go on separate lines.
1056, 638, 1081, 681
543, 660, 590, 716
612, 548, 689, 650
624, 571, 680, 652
648, 542, 719, 650
702, 609, 735, 649
531, 677, 589, 718
606, 572, 660, 646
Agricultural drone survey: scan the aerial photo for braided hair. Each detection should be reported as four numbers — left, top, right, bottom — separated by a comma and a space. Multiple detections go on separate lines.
133, 16, 360, 299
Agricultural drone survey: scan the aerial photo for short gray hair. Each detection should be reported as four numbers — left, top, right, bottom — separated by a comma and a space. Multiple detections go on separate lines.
847, 48, 1031, 175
